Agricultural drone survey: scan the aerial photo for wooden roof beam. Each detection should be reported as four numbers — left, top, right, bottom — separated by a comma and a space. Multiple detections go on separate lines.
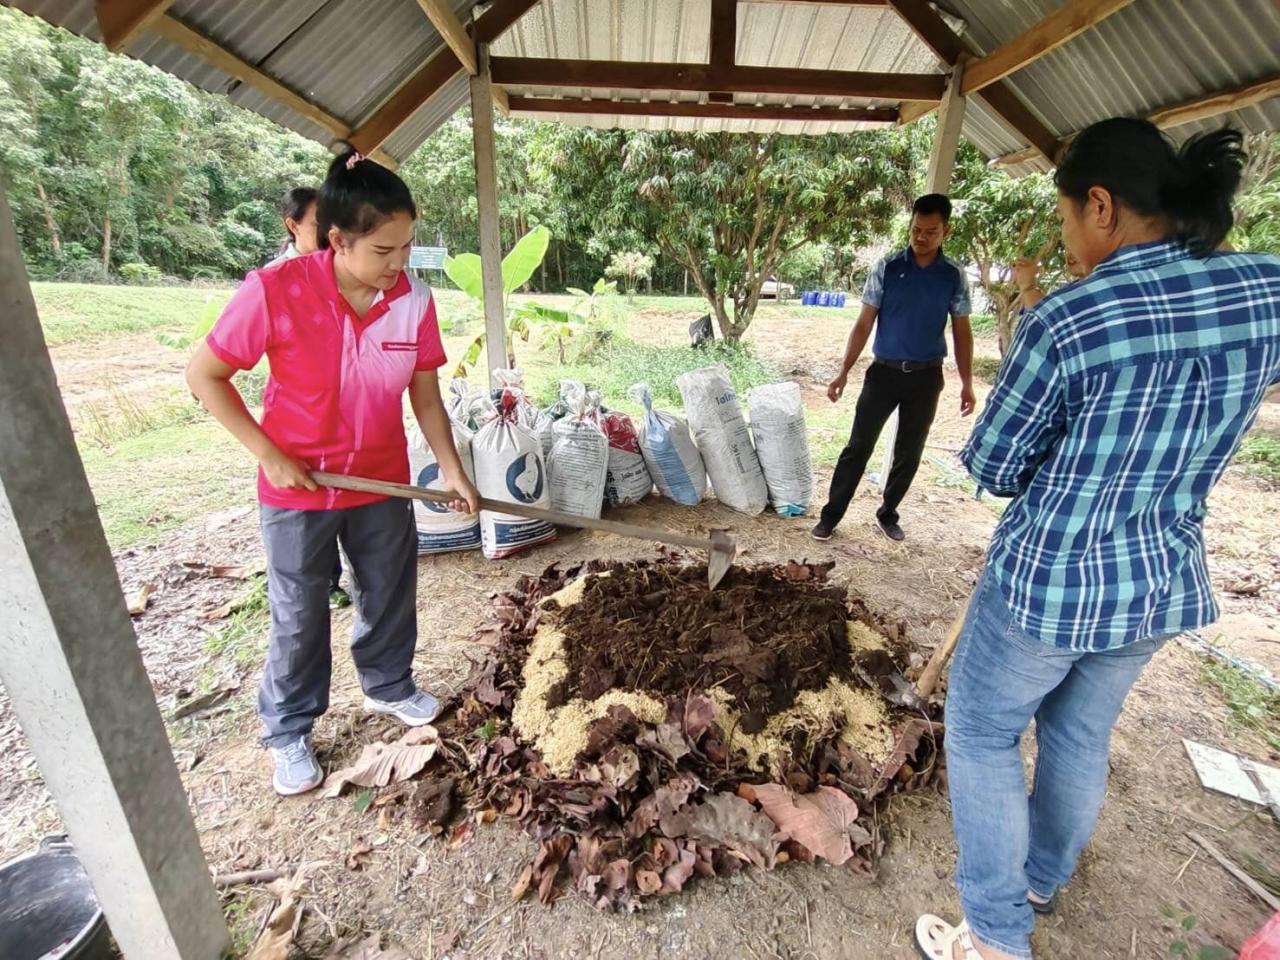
507, 96, 899, 123
991, 71, 1280, 166
415, 0, 478, 75
962, 0, 1138, 96
886, 0, 1061, 162
94, 0, 173, 52
490, 57, 944, 101
148, 15, 391, 166
474, 0, 545, 44
1147, 72, 1280, 129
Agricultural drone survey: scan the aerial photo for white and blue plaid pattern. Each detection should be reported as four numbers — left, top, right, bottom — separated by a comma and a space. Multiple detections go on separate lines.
961, 240, 1280, 650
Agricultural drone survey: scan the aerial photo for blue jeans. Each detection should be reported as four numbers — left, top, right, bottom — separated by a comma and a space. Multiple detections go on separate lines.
945, 567, 1168, 958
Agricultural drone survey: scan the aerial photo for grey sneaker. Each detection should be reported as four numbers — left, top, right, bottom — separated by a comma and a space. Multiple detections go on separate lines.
270, 737, 323, 796
364, 689, 441, 727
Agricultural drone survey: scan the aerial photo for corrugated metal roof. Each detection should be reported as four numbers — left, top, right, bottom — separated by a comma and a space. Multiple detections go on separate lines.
944, 0, 1280, 173
7, 0, 1280, 164
9, 0, 481, 163
492, 0, 942, 133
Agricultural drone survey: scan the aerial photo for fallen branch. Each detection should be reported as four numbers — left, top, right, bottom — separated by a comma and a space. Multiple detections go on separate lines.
213, 867, 290, 888
1186, 831, 1280, 911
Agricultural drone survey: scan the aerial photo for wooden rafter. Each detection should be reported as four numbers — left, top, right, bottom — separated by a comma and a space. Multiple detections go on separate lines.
741, 1, 889, 5
507, 96, 899, 123
414, 0, 478, 75
992, 71, 1280, 166
711, 0, 738, 70
491, 57, 944, 101
1148, 73, 1280, 129
962, 0, 1137, 95
886, 0, 1061, 162
348, 49, 464, 154
94, 0, 173, 52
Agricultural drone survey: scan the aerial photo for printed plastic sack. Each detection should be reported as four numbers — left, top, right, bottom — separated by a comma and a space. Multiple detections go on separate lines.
1241, 912, 1280, 960
473, 390, 557, 559
676, 364, 768, 515
547, 382, 609, 519
490, 368, 538, 432
446, 378, 487, 430
628, 383, 707, 506
747, 382, 813, 517
533, 399, 567, 459
407, 422, 481, 554
601, 410, 652, 507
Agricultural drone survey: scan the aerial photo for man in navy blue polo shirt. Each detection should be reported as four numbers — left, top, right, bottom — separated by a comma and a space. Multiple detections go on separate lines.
812, 193, 974, 542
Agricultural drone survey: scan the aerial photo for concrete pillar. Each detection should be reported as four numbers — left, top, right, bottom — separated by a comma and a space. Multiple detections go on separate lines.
470, 43, 507, 386
0, 184, 228, 959
926, 59, 967, 195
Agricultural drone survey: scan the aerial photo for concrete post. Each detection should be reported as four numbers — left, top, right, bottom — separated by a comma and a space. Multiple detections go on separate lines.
470, 43, 507, 386
0, 185, 229, 959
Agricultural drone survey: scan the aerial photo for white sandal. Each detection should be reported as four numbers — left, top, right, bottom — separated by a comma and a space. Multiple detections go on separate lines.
915, 914, 984, 960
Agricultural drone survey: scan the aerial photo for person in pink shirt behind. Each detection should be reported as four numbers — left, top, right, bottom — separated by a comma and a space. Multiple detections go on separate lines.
187, 146, 479, 796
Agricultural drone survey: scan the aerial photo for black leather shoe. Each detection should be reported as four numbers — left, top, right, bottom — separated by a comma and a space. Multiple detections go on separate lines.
877, 517, 906, 541
811, 520, 834, 541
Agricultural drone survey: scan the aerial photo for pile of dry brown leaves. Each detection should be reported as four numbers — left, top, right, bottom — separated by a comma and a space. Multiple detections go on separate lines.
410, 560, 942, 911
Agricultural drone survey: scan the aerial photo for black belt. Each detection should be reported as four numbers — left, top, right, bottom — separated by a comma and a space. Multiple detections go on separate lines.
874, 357, 944, 373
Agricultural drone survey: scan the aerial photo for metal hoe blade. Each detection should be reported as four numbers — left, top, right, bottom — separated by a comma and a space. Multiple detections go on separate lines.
707, 529, 736, 589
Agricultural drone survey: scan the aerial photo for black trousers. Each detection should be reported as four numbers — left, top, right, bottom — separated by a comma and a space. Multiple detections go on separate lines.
819, 363, 944, 528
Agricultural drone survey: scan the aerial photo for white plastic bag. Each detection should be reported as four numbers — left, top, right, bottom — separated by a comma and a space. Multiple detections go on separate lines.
747, 382, 813, 516
491, 368, 538, 433
601, 409, 652, 507
533, 399, 567, 459
547, 382, 609, 519
628, 383, 707, 506
473, 390, 557, 559
407, 421, 481, 553
676, 364, 768, 515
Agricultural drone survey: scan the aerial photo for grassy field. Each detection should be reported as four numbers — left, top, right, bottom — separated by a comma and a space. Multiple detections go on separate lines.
32, 282, 236, 346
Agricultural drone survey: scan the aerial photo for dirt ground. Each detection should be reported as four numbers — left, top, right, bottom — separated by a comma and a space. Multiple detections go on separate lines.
3, 305, 1279, 959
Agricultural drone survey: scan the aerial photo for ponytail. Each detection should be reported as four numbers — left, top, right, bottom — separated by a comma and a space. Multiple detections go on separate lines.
1055, 118, 1246, 257
1165, 129, 1246, 257
316, 142, 416, 250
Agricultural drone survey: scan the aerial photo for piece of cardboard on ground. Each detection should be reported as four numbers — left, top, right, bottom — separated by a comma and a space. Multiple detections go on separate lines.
1183, 738, 1280, 806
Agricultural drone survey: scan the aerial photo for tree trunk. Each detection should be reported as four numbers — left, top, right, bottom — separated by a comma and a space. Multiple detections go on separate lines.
996, 303, 1016, 357
102, 212, 112, 272
683, 269, 689, 297
34, 178, 61, 259
710, 296, 735, 341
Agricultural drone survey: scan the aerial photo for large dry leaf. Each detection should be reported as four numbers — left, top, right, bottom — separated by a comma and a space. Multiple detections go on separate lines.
246, 868, 312, 960
659, 792, 777, 869
752, 784, 860, 865
322, 726, 439, 798
323, 934, 412, 959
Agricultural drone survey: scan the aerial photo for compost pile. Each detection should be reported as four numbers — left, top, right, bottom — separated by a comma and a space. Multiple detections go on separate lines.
433, 558, 940, 911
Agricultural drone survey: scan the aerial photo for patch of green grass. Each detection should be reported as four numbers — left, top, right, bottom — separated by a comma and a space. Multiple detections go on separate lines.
968, 314, 997, 335
971, 355, 1004, 385
1201, 657, 1280, 751
204, 575, 270, 675
78, 415, 255, 547
32, 282, 235, 346
1235, 435, 1280, 483
525, 336, 780, 412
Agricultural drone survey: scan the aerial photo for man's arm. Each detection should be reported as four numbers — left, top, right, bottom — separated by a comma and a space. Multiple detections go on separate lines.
959, 310, 1065, 497
828, 303, 878, 402
952, 315, 975, 416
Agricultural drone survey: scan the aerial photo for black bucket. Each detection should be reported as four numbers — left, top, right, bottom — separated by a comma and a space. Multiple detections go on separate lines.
0, 837, 114, 960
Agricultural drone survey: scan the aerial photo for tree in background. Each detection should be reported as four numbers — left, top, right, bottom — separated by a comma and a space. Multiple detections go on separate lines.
605, 251, 654, 294
1234, 133, 1280, 254
946, 144, 1063, 354
542, 128, 915, 341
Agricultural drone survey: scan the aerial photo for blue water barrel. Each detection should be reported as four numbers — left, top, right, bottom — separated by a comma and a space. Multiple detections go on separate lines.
836, 293, 847, 307
817, 292, 831, 306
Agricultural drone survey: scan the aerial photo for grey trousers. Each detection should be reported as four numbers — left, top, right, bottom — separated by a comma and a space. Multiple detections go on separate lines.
258, 497, 417, 747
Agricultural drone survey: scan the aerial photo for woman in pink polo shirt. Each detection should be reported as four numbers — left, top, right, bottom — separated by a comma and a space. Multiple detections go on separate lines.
187, 147, 478, 796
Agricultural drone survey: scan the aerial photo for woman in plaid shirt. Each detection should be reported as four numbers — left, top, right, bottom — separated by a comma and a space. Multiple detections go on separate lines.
917, 119, 1280, 959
